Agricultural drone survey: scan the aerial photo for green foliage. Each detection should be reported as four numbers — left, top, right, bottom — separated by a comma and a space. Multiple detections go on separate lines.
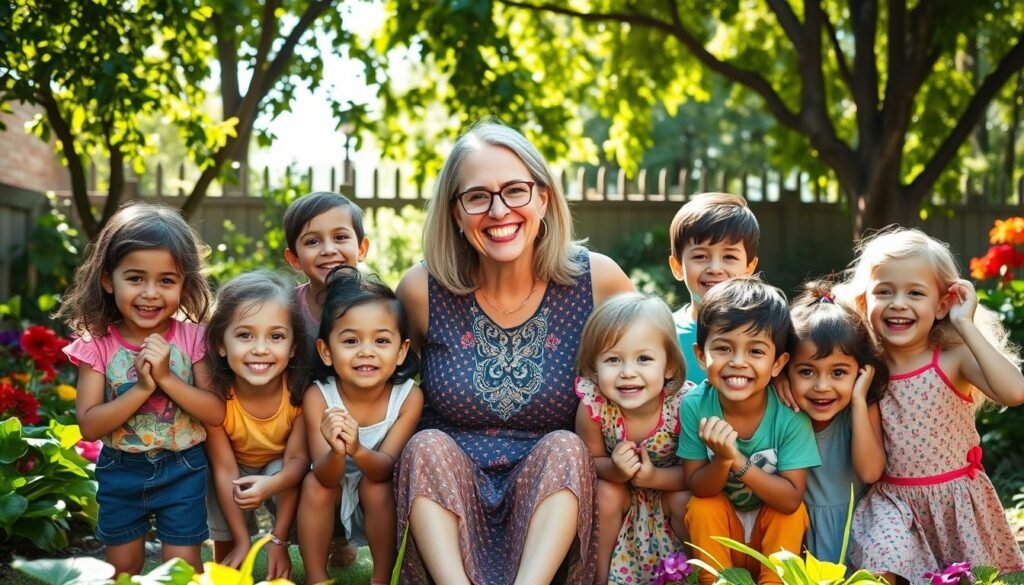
363, 206, 425, 288
0, 418, 97, 553
608, 226, 682, 308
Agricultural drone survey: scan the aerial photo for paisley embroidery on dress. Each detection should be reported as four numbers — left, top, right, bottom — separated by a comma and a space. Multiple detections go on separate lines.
472, 307, 548, 420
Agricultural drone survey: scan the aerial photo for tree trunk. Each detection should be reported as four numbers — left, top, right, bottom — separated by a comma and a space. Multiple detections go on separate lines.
1002, 72, 1023, 200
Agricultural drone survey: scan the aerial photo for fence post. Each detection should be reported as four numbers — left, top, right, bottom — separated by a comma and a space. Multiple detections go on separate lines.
178, 163, 186, 196
638, 168, 649, 199
659, 168, 669, 199
156, 163, 164, 198
616, 169, 626, 200
598, 166, 608, 199
576, 167, 586, 200
679, 168, 688, 199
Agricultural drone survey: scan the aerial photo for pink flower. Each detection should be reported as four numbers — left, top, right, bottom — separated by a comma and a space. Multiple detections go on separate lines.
460, 332, 476, 349
544, 334, 560, 350
924, 562, 974, 585
75, 440, 102, 462
652, 551, 692, 584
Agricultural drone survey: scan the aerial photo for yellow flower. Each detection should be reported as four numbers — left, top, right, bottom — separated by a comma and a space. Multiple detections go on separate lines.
56, 384, 77, 401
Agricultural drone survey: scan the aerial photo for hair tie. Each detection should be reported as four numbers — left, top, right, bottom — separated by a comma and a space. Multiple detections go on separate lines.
819, 292, 834, 304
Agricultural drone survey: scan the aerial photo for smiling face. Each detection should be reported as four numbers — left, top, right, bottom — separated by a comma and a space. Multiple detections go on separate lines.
787, 342, 859, 429
219, 300, 296, 394
695, 323, 789, 406
671, 239, 758, 305
451, 144, 548, 266
285, 206, 369, 291
594, 320, 676, 413
317, 301, 410, 394
102, 249, 183, 340
866, 256, 951, 353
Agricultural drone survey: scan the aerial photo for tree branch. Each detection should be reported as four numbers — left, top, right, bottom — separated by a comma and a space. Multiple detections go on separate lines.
907, 33, 1024, 203
36, 83, 96, 237
212, 12, 241, 116
102, 119, 124, 227
765, 0, 806, 49
502, 0, 803, 130
822, 7, 854, 92
851, 0, 880, 161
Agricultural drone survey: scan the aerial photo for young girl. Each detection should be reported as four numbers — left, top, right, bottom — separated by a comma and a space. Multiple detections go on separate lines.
297, 267, 423, 585
574, 292, 692, 585
784, 280, 888, 565
837, 227, 1024, 580
202, 270, 312, 580
56, 201, 222, 575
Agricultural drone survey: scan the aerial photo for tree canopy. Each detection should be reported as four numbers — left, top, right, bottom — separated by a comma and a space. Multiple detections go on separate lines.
377, 0, 1024, 235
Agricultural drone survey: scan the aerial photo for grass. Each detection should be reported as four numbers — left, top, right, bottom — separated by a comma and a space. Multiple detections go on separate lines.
7, 541, 375, 585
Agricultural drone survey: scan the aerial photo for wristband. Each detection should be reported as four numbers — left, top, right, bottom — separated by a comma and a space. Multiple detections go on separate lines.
729, 458, 753, 481
269, 534, 289, 547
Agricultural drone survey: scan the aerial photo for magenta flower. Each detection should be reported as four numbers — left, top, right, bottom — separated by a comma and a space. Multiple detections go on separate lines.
75, 439, 102, 462
652, 551, 692, 585
924, 562, 974, 585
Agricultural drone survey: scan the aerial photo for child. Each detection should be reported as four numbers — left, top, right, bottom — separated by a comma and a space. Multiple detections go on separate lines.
203, 270, 313, 580
283, 191, 369, 333
784, 280, 888, 564
836, 228, 1024, 581
56, 201, 222, 575
669, 193, 760, 384
575, 292, 693, 585
297, 267, 423, 585
677, 276, 821, 585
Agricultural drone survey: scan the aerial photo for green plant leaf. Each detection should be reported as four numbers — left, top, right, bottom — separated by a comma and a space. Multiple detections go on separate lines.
133, 557, 195, 584
10, 517, 68, 552
839, 482, 854, 565
720, 567, 758, 585
0, 492, 29, 528
769, 550, 811, 585
687, 558, 723, 578
974, 566, 1002, 585
21, 497, 67, 519
713, 536, 776, 572
687, 541, 727, 570
0, 417, 27, 464
12, 556, 115, 585
391, 523, 410, 585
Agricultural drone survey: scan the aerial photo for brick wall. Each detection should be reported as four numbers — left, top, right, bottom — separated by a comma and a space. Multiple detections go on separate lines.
0, 101, 70, 193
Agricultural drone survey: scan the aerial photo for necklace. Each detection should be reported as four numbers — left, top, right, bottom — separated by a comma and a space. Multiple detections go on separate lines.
479, 279, 540, 315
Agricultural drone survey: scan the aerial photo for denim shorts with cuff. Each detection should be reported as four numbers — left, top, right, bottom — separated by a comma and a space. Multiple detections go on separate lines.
94, 443, 209, 546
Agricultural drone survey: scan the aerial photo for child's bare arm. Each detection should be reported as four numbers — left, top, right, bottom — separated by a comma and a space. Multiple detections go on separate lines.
204, 423, 250, 549
75, 362, 155, 441
575, 402, 633, 483
850, 365, 886, 482
142, 337, 225, 425
304, 386, 346, 487
683, 458, 729, 496
232, 414, 310, 508
632, 449, 687, 492
352, 385, 424, 482
738, 464, 808, 514
948, 280, 1024, 406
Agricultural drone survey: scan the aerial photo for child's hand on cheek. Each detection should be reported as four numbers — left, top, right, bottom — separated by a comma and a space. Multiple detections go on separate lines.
611, 441, 640, 479
699, 416, 739, 463
320, 408, 348, 455
139, 334, 172, 384
947, 279, 978, 325
852, 364, 876, 404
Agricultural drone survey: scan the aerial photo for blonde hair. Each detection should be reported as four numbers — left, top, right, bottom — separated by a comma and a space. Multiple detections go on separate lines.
836, 226, 1019, 400
576, 292, 687, 394
422, 120, 586, 295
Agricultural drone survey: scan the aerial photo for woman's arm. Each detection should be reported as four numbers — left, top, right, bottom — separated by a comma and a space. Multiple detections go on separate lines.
304, 386, 346, 487
76, 361, 155, 441
396, 264, 429, 355
589, 252, 635, 305
352, 385, 425, 483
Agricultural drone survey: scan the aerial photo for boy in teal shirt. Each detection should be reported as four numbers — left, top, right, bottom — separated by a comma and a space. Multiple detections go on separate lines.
677, 276, 819, 585
668, 193, 760, 384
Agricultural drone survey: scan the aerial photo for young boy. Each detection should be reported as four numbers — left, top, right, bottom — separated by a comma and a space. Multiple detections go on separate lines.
283, 191, 369, 333
676, 276, 819, 585
669, 192, 760, 384
283, 191, 367, 568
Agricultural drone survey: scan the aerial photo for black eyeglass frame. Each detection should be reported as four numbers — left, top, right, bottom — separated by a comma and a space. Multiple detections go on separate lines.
451, 180, 536, 215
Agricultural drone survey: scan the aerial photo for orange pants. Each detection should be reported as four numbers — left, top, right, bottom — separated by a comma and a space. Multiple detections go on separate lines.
685, 493, 809, 585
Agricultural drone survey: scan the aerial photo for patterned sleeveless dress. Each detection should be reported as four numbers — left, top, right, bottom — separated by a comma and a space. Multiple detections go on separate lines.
849, 347, 1024, 579
576, 377, 691, 585
395, 252, 598, 585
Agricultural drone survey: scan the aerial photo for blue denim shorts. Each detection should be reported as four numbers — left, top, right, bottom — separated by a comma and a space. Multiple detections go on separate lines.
94, 443, 209, 546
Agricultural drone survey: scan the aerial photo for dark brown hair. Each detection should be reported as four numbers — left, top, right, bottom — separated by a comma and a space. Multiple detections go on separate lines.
669, 192, 760, 262
283, 191, 365, 253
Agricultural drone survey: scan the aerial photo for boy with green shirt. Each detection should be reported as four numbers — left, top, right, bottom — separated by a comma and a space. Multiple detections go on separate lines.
668, 193, 760, 384
676, 276, 820, 585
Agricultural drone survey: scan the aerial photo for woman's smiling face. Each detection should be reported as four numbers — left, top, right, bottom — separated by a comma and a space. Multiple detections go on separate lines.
452, 144, 548, 265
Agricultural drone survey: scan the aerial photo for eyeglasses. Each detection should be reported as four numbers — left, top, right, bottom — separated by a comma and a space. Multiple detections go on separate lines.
452, 181, 535, 215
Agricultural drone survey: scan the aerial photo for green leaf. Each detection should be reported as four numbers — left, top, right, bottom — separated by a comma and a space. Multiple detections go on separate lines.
12, 556, 115, 585
36, 293, 58, 312
133, 558, 195, 584
0, 418, 28, 464
719, 567, 758, 585
21, 498, 67, 519
974, 566, 1002, 585
10, 517, 68, 552
713, 536, 777, 572
0, 493, 29, 528
839, 482, 854, 565
391, 523, 410, 585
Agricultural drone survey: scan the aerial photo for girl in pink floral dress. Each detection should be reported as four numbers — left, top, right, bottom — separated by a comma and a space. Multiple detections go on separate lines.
837, 228, 1024, 582
575, 293, 693, 585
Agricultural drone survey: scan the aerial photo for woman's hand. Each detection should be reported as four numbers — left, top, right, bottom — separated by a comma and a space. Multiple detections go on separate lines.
610, 441, 640, 479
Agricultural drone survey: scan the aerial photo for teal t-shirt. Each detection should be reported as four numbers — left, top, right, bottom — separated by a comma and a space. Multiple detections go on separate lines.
674, 306, 706, 385
676, 381, 821, 511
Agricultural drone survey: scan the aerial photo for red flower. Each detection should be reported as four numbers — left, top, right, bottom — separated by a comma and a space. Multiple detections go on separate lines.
0, 382, 41, 424
20, 325, 69, 370
970, 244, 1024, 281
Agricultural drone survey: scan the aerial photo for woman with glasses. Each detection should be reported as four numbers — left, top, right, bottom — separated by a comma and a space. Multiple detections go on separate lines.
394, 121, 633, 584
